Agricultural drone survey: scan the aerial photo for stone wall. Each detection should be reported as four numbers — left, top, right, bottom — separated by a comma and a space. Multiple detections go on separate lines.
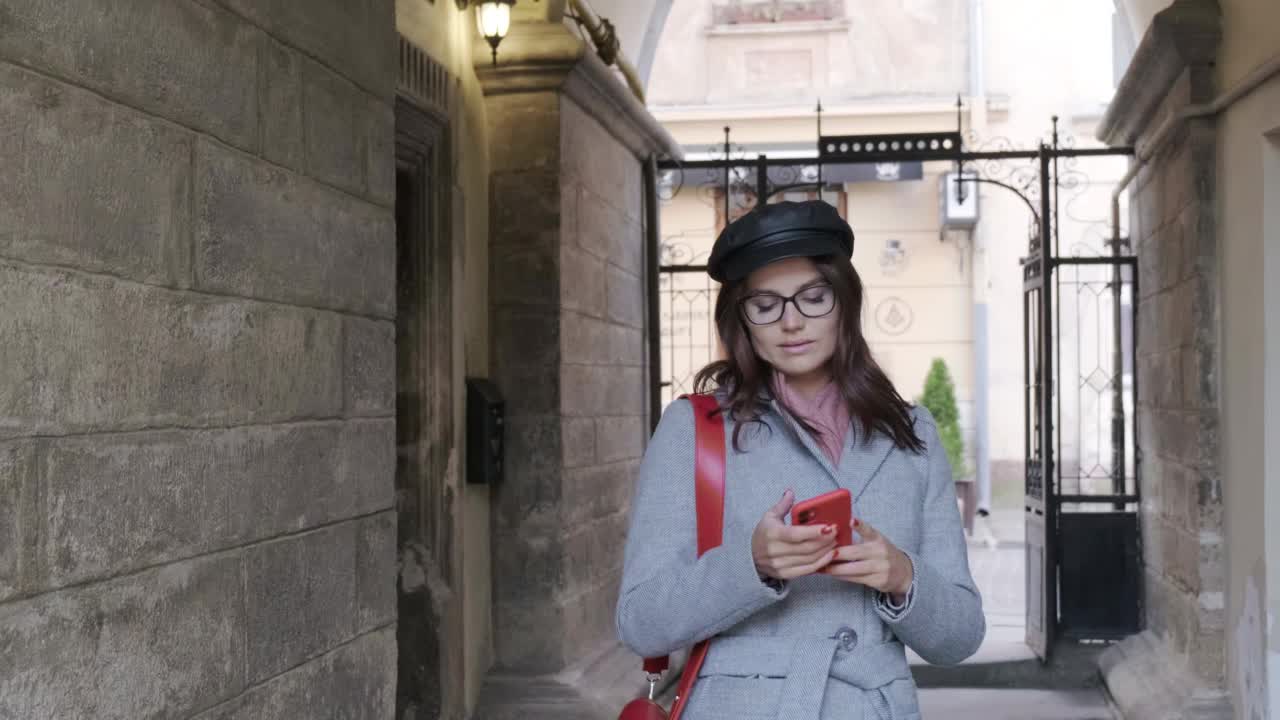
0, 1, 399, 717
477, 21, 679, 713
485, 87, 649, 673
1096, 1, 1231, 716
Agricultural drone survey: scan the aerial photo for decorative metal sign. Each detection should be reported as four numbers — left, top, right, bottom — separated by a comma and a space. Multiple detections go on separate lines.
819, 131, 963, 163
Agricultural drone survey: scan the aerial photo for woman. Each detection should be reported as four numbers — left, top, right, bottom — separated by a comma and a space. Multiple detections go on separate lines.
616, 200, 984, 720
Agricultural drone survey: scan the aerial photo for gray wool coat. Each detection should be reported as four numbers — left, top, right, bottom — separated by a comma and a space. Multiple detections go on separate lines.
615, 395, 985, 720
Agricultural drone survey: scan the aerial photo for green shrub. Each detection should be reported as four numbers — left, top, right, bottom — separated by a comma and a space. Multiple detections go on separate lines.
920, 358, 968, 477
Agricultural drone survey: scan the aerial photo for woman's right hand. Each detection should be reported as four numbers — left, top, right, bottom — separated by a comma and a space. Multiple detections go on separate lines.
752, 489, 838, 580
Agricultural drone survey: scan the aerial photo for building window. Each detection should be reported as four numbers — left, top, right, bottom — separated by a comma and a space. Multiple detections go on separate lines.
711, 0, 842, 25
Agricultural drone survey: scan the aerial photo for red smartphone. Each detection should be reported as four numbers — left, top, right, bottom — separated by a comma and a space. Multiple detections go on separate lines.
789, 488, 853, 547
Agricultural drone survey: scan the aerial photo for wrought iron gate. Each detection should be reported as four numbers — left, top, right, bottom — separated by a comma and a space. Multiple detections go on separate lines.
652, 113, 1141, 659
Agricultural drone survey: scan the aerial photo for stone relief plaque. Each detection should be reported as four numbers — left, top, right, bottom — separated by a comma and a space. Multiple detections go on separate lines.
874, 296, 914, 336
744, 49, 812, 90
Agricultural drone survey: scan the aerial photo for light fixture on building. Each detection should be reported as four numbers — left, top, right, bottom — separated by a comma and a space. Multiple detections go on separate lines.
456, 0, 517, 65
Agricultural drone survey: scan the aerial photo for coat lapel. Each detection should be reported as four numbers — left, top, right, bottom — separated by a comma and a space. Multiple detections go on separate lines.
766, 399, 895, 500
839, 426, 896, 504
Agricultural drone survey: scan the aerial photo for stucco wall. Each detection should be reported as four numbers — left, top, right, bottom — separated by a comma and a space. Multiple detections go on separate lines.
1217, 65, 1280, 720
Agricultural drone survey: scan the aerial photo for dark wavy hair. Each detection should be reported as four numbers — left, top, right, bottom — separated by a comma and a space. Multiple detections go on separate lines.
693, 255, 925, 454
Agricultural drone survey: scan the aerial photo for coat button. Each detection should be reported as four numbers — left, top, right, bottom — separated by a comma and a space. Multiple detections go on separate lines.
834, 626, 858, 651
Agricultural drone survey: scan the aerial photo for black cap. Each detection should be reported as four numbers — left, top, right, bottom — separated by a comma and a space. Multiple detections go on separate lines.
706, 200, 854, 283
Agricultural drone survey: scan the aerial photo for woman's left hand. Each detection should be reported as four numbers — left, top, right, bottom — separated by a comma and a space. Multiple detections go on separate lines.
820, 518, 913, 601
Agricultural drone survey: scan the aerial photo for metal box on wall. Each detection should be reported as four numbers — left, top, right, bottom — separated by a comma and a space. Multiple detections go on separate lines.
466, 378, 504, 485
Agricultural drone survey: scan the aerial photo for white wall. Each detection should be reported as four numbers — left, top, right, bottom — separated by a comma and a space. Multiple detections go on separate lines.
1218, 67, 1280, 720
1266, 128, 1280, 720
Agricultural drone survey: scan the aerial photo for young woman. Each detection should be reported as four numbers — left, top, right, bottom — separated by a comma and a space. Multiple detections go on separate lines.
616, 200, 984, 720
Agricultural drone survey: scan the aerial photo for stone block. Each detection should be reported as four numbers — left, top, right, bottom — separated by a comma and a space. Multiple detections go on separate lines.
245, 523, 358, 682
42, 430, 233, 588
1137, 233, 1164, 299
560, 99, 642, 222
496, 415, 563, 527
38, 421, 383, 589
0, 556, 244, 720
194, 139, 395, 317
260, 39, 305, 171
365, 97, 395, 207
561, 578, 623, 663
1136, 408, 1157, 464
595, 416, 645, 464
610, 324, 646, 367
492, 528, 566, 607
488, 93, 562, 173
561, 312, 612, 365
562, 461, 638, 527
225, 422, 372, 542
1164, 281, 1197, 351
562, 183, 580, 251
493, 600, 568, 672
1171, 525, 1201, 594
0, 442, 36, 601
492, 171, 562, 243
1140, 351, 1181, 411
1189, 628, 1225, 686
345, 316, 395, 417
0, 62, 194, 285
215, 0, 396, 100
340, 419, 397, 516
1157, 141, 1194, 220
606, 265, 645, 329
1182, 201, 1217, 279
1181, 344, 1206, 410
193, 627, 395, 720
578, 187, 640, 269
356, 512, 397, 633
560, 245, 607, 317
0, 0, 259, 149
492, 244, 560, 308
1142, 569, 1169, 637
561, 366, 645, 417
1140, 512, 1164, 575
563, 510, 628, 592
0, 264, 343, 439
1197, 532, 1225, 594
1158, 461, 1188, 525
302, 57, 371, 197
562, 418, 596, 469
496, 363, 561, 417
494, 308, 561, 370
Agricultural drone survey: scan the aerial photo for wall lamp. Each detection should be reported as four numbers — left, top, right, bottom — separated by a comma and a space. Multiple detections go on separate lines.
455, 0, 519, 65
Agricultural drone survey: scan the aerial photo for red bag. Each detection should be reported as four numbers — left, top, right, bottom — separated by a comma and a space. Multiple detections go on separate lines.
618, 394, 725, 720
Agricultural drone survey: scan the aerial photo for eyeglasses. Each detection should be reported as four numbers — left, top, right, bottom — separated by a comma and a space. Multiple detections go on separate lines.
739, 284, 836, 325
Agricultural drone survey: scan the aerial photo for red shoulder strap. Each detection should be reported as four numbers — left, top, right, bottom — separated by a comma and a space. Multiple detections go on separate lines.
686, 393, 726, 556
639, 394, 724, 717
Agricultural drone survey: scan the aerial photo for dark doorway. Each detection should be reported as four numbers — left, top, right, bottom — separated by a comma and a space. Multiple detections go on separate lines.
394, 96, 457, 719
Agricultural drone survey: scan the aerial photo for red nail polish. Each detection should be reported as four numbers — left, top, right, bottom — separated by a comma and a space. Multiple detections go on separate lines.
853, 518, 861, 527
821, 525, 834, 535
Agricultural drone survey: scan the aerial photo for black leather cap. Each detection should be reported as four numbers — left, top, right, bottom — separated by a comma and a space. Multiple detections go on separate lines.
706, 200, 854, 283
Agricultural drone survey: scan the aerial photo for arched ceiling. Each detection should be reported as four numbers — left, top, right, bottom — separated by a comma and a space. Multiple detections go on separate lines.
580, 0, 673, 85
1115, 0, 1176, 41
516, 0, 674, 85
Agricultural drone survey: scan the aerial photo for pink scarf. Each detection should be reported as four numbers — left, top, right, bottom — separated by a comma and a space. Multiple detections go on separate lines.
771, 374, 852, 468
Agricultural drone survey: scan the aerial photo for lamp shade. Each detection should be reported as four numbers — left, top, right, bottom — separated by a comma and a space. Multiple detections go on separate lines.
476, 1, 513, 41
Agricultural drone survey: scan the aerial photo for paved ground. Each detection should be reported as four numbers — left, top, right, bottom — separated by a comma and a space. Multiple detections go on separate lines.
908, 508, 1120, 719
918, 688, 1118, 719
